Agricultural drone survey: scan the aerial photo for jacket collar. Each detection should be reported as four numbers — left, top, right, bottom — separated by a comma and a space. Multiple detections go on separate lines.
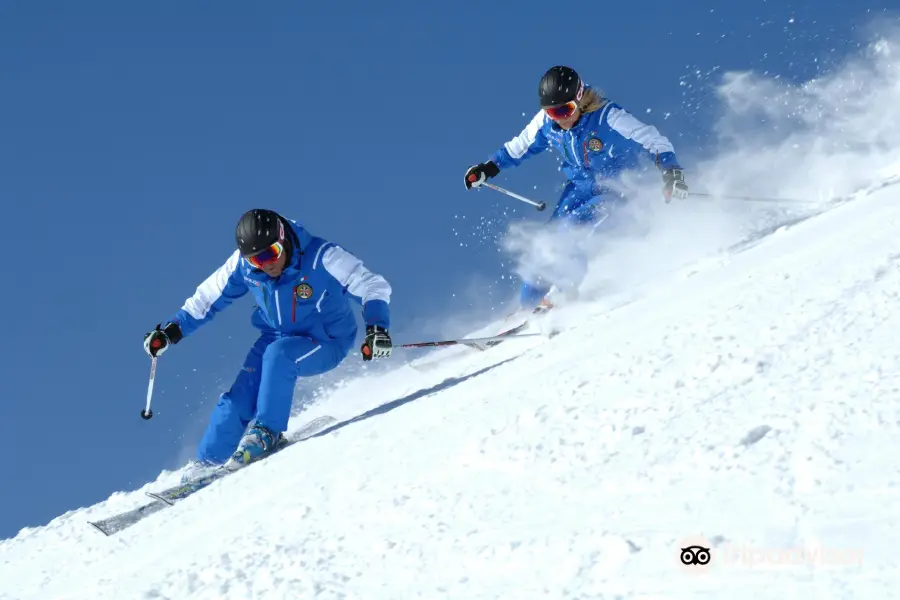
280, 218, 310, 276
283, 217, 313, 254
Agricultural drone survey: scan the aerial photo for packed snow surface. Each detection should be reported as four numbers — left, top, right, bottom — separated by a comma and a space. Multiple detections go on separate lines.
2, 178, 899, 598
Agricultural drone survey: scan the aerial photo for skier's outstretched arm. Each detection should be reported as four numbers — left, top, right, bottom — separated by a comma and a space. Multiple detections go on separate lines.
490, 110, 552, 169
171, 250, 250, 336
320, 244, 393, 361
143, 251, 250, 357
320, 244, 391, 329
605, 104, 689, 200
605, 104, 681, 170
464, 111, 551, 189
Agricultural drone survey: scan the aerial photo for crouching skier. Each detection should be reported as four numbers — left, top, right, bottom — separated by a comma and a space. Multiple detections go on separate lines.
143, 208, 394, 473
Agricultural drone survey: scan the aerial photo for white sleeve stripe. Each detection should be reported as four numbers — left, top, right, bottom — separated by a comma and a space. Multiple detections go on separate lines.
294, 345, 321, 363
182, 250, 241, 320
504, 111, 548, 159
606, 107, 675, 155
598, 102, 613, 123
321, 246, 391, 304
312, 241, 333, 270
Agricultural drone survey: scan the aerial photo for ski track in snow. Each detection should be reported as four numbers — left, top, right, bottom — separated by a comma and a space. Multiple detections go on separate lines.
4, 187, 900, 598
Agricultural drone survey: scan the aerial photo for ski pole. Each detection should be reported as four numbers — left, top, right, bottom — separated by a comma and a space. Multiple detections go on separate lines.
479, 182, 547, 211
689, 191, 819, 204
398, 332, 543, 350
141, 356, 157, 420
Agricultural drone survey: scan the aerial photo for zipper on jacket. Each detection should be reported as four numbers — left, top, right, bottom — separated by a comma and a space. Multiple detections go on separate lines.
568, 133, 580, 168
261, 284, 275, 325
292, 288, 297, 323
274, 289, 283, 326
559, 131, 578, 168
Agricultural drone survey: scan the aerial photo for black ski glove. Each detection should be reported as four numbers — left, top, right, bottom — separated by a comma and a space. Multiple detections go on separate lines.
143, 322, 183, 358
361, 325, 392, 361
662, 168, 689, 202
464, 161, 500, 190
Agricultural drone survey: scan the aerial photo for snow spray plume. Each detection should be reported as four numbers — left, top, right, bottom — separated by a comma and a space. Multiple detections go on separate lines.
502, 24, 900, 304
696, 24, 900, 207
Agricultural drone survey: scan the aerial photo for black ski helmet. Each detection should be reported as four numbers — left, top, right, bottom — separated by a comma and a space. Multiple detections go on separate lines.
538, 66, 583, 108
235, 208, 284, 257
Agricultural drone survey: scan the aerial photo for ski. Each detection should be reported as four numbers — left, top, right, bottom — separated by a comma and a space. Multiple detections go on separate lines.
87, 498, 169, 537
407, 319, 543, 372
87, 415, 338, 536
459, 319, 532, 351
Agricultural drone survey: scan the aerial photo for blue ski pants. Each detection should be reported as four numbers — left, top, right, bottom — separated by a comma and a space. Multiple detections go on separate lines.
196, 333, 348, 464
519, 181, 628, 309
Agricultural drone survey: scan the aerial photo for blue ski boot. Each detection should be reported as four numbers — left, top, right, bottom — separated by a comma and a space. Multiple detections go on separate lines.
225, 423, 284, 470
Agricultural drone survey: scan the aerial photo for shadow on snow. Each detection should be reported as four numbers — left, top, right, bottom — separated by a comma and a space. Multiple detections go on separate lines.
309, 357, 518, 439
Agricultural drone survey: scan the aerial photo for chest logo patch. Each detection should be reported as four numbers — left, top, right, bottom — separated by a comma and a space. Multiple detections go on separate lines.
295, 282, 313, 300
588, 138, 603, 152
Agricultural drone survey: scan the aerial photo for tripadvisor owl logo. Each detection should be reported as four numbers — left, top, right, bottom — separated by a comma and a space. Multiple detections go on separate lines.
677, 535, 713, 574
681, 545, 711, 566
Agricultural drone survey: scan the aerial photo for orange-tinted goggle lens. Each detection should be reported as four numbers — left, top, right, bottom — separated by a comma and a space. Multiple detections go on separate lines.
246, 241, 284, 268
544, 101, 578, 120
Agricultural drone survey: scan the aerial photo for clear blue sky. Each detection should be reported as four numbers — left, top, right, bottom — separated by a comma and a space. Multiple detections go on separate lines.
0, 0, 892, 538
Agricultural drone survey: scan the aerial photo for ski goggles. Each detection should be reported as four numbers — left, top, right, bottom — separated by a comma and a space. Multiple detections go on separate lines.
244, 220, 287, 269
544, 101, 579, 120
543, 79, 585, 120
245, 240, 285, 269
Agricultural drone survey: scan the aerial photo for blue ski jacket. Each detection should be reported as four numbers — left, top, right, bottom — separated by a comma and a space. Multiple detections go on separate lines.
165, 217, 391, 353
489, 87, 682, 196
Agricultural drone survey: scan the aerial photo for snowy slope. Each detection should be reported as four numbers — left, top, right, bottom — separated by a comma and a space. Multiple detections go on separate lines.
3, 177, 900, 598
9, 31, 900, 597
